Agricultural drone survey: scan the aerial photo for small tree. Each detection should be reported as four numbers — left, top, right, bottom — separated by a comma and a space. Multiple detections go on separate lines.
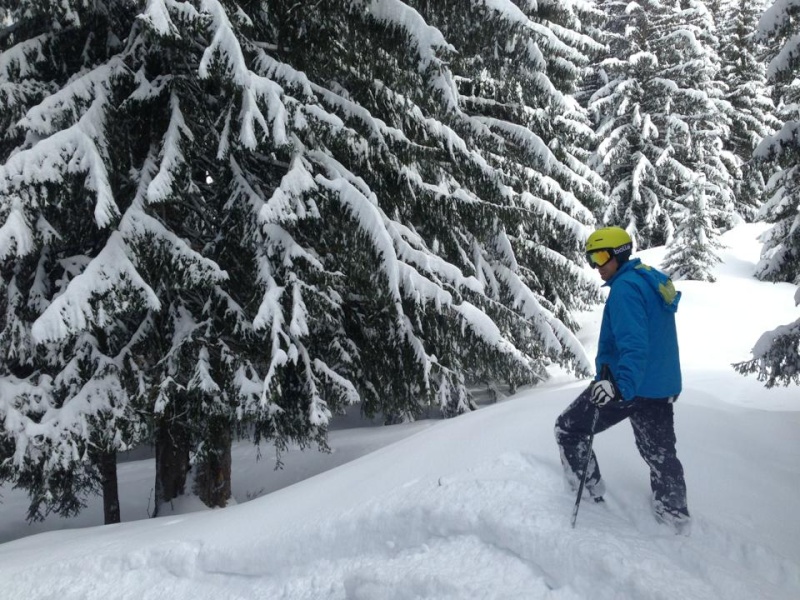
662, 175, 723, 282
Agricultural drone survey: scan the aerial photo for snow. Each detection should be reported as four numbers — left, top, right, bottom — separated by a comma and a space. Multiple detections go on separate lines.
198, 0, 250, 85
366, 0, 454, 64
0, 196, 35, 259
0, 223, 799, 599
138, 0, 185, 38
0, 34, 48, 80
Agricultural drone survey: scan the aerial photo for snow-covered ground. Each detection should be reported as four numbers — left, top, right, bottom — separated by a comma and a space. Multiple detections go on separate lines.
0, 223, 798, 599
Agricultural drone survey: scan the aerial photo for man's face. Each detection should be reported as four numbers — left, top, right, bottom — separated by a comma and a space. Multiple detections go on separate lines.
598, 256, 619, 282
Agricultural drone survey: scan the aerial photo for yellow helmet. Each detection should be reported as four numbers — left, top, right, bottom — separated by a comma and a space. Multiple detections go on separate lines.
586, 226, 632, 252
585, 227, 633, 267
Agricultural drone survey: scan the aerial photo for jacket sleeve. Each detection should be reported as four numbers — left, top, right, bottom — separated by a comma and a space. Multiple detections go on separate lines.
595, 310, 614, 378
607, 280, 649, 400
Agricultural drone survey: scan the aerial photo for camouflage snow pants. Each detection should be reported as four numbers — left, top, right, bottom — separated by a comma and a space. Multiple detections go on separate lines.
554, 385, 689, 514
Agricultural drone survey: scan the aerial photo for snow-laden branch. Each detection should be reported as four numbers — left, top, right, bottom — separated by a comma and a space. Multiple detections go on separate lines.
366, 0, 454, 62
3, 327, 150, 472
17, 57, 129, 137
493, 261, 592, 369
0, 375, 53, 466
631, 152, 657, 194
390, 221, 484, 296
452, 301, 530, 364
1, 93, 120, 228
252, 259, 290, 410
314, 157, 565, 375
127, 157, 229, 287
146, 92, 194, 203
188, 347, 221, 394
258, 59, 411, 155
255, 48, 487, 177
240, 74, 288, 148
260, 155, 319, 225
313, 358, 361, 406
0, 34, 49, 80
754, 121, 800, 159
364, 0, 459, 109
758, 0, 800, 38
0, 197, 35, 259
518, 191, 589, 241
546, 18, 605, 56
315, 173, 402, 302
199, 0, 249, 85
128, 69, 173, 105
137, 0, 200, 37
31, 232, 161, 342
475, 116, 599, 196
123, 204, 229, 287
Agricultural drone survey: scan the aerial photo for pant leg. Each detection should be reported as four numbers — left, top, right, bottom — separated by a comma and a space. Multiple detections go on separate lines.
628, 401, 689, 514
555, 386, 635, 497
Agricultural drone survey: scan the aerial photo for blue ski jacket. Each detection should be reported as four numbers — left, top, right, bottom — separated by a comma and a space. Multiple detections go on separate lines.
595, 257, 682, 401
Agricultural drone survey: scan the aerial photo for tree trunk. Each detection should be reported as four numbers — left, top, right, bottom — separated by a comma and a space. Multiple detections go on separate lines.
193, 421, 232, 508
97, 449, 121, 524
153, 414, 191, 518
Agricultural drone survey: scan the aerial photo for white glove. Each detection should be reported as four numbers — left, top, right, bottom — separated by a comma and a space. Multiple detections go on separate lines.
590, 379, 619, 407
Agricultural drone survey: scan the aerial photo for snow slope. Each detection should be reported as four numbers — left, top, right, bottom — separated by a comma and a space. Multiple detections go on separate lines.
0, 223, 797, 599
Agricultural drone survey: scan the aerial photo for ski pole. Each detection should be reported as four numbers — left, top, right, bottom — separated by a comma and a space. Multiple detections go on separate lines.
570, 364, 610, 528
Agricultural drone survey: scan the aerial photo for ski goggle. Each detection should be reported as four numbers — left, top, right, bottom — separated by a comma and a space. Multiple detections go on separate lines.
586, 249, 613, 268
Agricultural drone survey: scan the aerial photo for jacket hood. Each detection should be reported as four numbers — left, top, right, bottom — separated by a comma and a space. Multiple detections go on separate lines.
610, 258, 681, 313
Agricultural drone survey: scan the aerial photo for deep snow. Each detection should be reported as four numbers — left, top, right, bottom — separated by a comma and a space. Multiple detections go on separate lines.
0, 223, 798, 599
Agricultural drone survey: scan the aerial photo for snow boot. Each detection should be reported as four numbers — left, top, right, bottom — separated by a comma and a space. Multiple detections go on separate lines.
652, 500, 691, 535
589, 486, 605, 504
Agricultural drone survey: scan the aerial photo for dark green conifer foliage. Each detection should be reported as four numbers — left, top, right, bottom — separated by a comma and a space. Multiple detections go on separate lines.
0, 0, 600, 519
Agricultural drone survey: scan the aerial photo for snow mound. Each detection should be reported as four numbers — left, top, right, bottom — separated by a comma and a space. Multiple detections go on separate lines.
2, 442, 798, 600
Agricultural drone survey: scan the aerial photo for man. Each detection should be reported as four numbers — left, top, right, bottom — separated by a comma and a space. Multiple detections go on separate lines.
555, 226, 690, 533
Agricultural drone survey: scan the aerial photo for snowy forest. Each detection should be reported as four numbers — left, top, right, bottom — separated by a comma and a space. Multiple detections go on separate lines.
0, 0, 797, 526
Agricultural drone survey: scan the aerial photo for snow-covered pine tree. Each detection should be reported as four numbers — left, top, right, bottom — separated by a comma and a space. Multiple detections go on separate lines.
0, 0, 151, 523
0, 0, 601, 520
410, 0, 606, 334
587, 0, 682, 247
659, 0, 732, 273
588, 0, 733, 259
671, 0, 736, 223
257, 0, 599, 418
662, 175, 723, 281
734, 0, 800, 387
750, 0, 800, 285
713, 0, 780, 221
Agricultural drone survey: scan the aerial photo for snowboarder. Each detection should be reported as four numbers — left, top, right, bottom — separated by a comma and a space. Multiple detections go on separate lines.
555, 226, 691, 533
